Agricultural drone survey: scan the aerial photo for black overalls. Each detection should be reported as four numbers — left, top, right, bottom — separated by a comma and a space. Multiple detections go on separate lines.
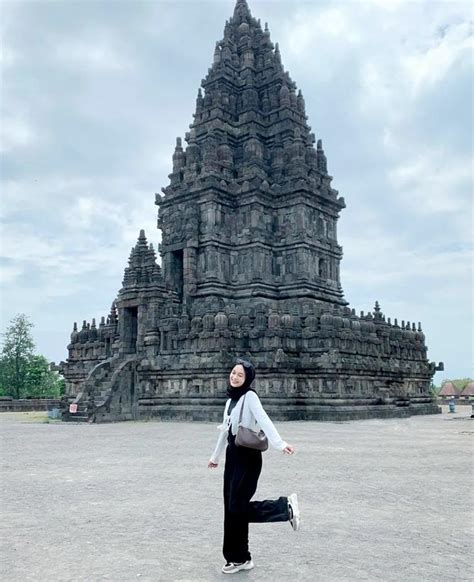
223, 426, 289, 563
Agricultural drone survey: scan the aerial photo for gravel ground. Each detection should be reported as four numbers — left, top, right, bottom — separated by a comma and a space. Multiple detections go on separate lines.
0, 407, 472, 582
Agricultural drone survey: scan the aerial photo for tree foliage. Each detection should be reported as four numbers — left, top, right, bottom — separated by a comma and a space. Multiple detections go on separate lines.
0, 314, 35, 398
0, 314, 64, 398
25, 355, 65, 398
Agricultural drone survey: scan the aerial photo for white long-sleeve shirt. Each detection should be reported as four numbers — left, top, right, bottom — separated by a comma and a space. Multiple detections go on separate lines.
209, 391, 288, 463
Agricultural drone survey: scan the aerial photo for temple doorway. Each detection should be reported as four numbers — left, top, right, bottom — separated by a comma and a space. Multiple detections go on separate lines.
171, 250, 184, 299
123, 307, 138, 353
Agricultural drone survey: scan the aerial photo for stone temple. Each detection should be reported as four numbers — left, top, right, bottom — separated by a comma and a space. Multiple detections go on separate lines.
61, 0, 443, 422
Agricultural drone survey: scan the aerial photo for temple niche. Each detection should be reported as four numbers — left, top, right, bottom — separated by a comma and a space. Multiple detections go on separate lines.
60, 0, 442, 422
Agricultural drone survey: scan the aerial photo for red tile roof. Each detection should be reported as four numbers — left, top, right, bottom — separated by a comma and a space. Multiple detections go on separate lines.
439, 382, 460, 397
460, 382, 474, 397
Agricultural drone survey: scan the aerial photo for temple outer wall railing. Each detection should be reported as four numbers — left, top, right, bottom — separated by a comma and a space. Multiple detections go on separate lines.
0, 397, 62, 412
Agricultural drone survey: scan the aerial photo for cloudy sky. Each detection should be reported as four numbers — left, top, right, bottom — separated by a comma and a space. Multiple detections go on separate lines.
1, 0, 472, 381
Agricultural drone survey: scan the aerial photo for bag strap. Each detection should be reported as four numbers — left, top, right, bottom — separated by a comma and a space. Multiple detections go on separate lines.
238, 393, 247, 424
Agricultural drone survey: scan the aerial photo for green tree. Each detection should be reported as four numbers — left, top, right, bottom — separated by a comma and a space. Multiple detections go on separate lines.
25, 355, 65, 398
0, 314, 35, 398
452, 378, 473, 391
0, 314, 65, 399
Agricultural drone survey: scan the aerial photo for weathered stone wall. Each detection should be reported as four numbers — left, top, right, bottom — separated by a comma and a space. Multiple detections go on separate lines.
0, 397, 61, 412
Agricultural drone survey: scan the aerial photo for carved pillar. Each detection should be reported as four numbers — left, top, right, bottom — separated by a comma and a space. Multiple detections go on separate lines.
183, 246, 198, 299
137, 304, 146, 350
163, 252, 173, 290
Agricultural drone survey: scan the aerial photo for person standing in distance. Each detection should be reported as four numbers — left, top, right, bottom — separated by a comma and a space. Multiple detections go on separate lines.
208, 358, 300, 575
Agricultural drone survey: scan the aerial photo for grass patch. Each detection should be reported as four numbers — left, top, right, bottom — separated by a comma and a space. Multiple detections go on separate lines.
0, 411, 53, 423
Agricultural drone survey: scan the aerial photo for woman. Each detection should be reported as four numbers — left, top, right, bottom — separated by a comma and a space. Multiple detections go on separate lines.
208, 358, 300, 575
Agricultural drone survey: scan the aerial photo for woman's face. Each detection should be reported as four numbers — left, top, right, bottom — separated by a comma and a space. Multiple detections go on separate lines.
229, 364, 246, 388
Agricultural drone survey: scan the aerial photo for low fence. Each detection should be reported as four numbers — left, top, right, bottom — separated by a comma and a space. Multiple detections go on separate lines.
437, 398, 474, 406
0, 397, 62, 412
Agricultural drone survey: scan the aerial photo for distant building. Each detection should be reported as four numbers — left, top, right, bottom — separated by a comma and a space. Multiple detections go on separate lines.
60, 0, 442, 423
438, 382, 460, 399
459, 381, 474, 400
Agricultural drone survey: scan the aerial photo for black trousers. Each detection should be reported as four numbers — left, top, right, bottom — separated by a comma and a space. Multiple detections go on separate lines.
223, 432, 289, 563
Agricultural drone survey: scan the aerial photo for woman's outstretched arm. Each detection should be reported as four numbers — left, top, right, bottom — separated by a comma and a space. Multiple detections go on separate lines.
208, 399, 230, 467
246, 391, 294, 452
208, 430, 227, 467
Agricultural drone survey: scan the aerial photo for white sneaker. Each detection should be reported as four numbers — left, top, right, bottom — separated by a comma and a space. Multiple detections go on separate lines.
288, 493, 300, 531
222, 560, 254, 574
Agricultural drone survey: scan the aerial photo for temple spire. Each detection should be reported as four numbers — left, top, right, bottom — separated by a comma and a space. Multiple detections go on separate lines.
233, 0, 252, 20
138, 229, 147, 246
160, 0, 340, 208
122, 230, 164, 290
317, 139, 328, 174
109, 302, 117, 324
172, 137, 185, 172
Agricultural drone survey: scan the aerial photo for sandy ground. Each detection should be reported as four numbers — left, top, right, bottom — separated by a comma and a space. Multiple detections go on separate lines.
0, 407, 472, 582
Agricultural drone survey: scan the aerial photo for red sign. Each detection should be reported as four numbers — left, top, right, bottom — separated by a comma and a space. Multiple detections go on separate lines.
69, 404, 78, 413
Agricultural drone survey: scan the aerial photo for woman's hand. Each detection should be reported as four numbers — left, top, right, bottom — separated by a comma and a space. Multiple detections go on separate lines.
283, 444, 295, 455
208, 461, 219, 469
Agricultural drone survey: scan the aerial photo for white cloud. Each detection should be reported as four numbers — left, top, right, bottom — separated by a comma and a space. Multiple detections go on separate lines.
343, 239, 472, 287
0, 222, 119, 282
367, 0, 409, 11
55, 36, 131, 71
389, 149, 473, 214
401, 20, 473, 98
358, 60, 398, 118
292, 6, 360, 46
0, 263, 23, 285
0, 42, 17, 68
282, 5, 361, 78
0, 117, 36, 152
356, 18, 473, 124
74, 196, 125, 230
0, 179, 159, 288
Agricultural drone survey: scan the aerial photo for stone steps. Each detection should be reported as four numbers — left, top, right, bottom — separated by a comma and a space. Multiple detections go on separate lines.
137, 402, 441, 422
66, 414, 90, 422
62, 401, 93, 423
63, 360, 117, 422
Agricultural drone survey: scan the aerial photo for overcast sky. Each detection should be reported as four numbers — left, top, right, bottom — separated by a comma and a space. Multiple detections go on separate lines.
1, 0, 472, 382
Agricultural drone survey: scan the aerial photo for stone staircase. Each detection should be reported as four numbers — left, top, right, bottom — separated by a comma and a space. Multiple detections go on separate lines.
64, 396, 91, 422
93, 356, 139, 422
62, 356, 138, 423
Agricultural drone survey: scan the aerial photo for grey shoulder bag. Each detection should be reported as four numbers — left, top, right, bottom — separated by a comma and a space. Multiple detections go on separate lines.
235, 393, 269, 451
